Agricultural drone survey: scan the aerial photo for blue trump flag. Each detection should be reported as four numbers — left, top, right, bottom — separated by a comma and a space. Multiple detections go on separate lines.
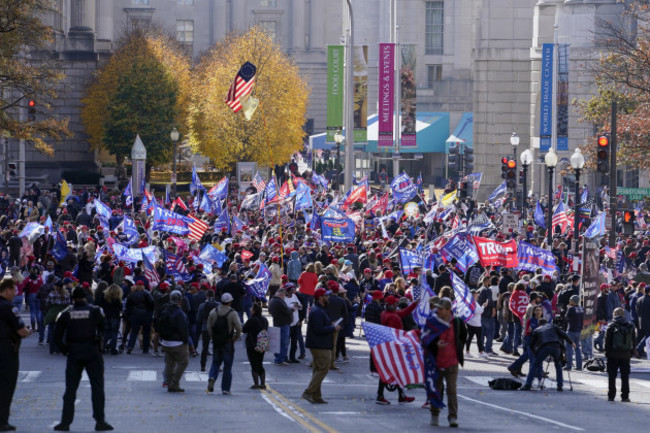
244, 263, 273, 302
152, 206, 190, 236
208, 177, 229, 202
123, 179, 133, 207
295, 182, 313, 210
517, 241, 557, 276
451, 272, 476, 323
390, 172, 418, 204
190, 165, 204, 196
412, 281, 434, 327
264, 177, 278, 203
421, 312, 451, 408
399, 248, 422, 275
584, 211, 606, 239
198, 244, 228, 268
321, 217, 355, 243
440, 233, 479, 273
232, 213, 245, 232
214, 208, 231, 234
52, 229, 68, 261
121, 215, 139, 245
534, 201, 546, 229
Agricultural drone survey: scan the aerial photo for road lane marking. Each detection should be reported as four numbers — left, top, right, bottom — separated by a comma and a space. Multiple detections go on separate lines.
184, 372, 209, 382
261, 391, 321, 433
127, 370, 157, 381
458, 394, 584, 431
266, 385, 339, 433
261, 393, 296, 423
18, 371, 41, 382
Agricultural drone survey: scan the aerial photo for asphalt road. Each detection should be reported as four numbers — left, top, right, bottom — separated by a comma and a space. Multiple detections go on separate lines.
9, 315, 650, 433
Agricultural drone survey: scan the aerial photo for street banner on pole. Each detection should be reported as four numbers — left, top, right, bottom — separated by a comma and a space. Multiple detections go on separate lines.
326, 45, 344, 143
378, 43, 395, 147
540, 43, 553, 152
353, 45, 368, 143
556, 44, 570, 151
400, 44, 417, 147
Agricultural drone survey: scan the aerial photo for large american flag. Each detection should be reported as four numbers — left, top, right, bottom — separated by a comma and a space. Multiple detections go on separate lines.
552, 201, 570, 233
362, 322, 425, 387
142, 254, 160, 288
252, 171, 266, 192
225, 61, 257, 113
187, 216, 209, 241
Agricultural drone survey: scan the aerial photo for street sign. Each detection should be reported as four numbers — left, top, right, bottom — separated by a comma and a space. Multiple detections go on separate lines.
617, 187, 650, 201
502, 214, 519, 233
170, 173, 177, 183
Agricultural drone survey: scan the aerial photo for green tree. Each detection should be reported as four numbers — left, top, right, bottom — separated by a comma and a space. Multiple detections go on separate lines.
0, 0, 70, 154
104, 59, 179, 169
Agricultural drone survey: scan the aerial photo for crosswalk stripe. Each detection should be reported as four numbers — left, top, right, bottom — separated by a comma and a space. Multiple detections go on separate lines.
184, 372, 209, 382
127, 370, 157, 381
18, 371, 41, 382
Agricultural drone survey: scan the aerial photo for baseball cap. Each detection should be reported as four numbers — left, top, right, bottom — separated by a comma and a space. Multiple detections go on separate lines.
170, 290, 183, 302
221, 293, 234, 303
570, 295, 580, 304
314, 288, 331, 299
434, 297, 453, 310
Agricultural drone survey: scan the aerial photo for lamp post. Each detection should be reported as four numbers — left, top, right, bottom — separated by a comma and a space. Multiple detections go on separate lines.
343, 0, 355, 192
570, 148, 585, 253
545, 149, 558, 247
510, 132, 520, 210
334, 130, 344, 191
520, 148, 533, 223
170, 127, 180, 196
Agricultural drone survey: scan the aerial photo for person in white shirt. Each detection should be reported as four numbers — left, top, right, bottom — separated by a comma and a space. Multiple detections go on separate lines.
284, 283, 303, 363
466, 290, 486, 358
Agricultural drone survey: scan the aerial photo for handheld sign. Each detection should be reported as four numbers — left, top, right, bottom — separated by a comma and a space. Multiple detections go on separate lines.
509, 290, 529, 321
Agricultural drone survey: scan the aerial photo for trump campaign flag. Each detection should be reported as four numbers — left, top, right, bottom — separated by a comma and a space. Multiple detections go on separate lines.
244, 263, 273, 301
295, 182, 313, 211
413, 280, 434, 326
152, 206, 190, 236
509, 289, 529, 321
399, 248, 422, 275
190, 165, 204, 196
451, 272, 476, 323
214, 208, 230, 234
440, 233, 479, 273
362, 322, 425, 388
123, 179, 133, 207
421, 312, 451, 408
391, 172, 418, 204
208, 177, 229, 202
517, 241, 557, 276
321, 217, 355, 243
198, 244, 228, 268
534, 201, 546, 229
472, 236, 518, 268
584, 211, 606, 239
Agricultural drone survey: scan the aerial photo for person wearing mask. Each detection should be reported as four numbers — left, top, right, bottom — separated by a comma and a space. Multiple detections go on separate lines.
301, 288, 342, 404
97, 284, 123, 356
206, 293, 242, 395
564, 295, 584, 371
477, 277, 497, 356
284, 283, 304, 363
605, 307, 636, 402
196, 290, 219, 372
268, 288, 296, 366
53, 286, 113, 431
124, 281, 154, 355
157, 290, 190, 393
325, 281, 348, 371
242, 303, 269, 389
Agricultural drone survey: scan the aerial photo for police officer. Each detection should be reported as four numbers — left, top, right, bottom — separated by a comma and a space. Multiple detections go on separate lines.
0, 278, 31, 432
53, 286, 113, 432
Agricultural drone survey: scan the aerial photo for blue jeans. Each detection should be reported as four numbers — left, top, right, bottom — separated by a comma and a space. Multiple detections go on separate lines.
481, 317, 495, 353
209, 343, 234, 392
128, 311, 152, 352
104, 318, 121, 353
12, 294, 23, 312
566, 331, 583, 369
27, 294, 44, 341
525, 345, 563, 388
581, 333, 593, 359
274, 325, 290, 364
501, 322, 515, 352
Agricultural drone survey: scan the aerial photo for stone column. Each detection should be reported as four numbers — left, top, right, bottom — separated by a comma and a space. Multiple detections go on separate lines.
70, 0, 95, 32
95, 0, 113, 40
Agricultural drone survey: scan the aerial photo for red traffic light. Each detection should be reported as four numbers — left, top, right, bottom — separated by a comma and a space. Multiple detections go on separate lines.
598, 135, 609, 147
624, 211, 633, 223
507, 160, 516, 169
501, 157, 508, 164
28, 100, 35, 107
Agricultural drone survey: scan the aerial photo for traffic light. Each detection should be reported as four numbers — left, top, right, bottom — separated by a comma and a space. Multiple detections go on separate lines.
8, 162, 17, 178
597, 133, 610, 174
501, 157, 509, 180
27, 100, 36, 122
449, 144, 458, 169
505, 158, 517, 188
622, 209, 635, 235
464, 147, 474, 172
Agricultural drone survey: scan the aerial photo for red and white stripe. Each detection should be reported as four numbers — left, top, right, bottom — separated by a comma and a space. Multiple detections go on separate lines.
371, 329, 425, 387
188, 216, 209, 241
225, 76, 255, 113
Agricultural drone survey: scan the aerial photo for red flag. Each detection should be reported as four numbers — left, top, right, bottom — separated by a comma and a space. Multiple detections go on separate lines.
173, 197, 188, 211
509, 290, 529, 321
344, 185, 367, 208
241, 250, 254, 261
368, 192, 389, 215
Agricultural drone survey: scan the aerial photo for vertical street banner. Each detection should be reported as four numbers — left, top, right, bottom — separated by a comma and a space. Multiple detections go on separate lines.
326, 45, 344, 143
378, 43, 395, 147
353, 45, 369, 143
556, 44, 570, 151
400, 44, 417, 147
539, 43, 553, 152
581, 239, 603, 335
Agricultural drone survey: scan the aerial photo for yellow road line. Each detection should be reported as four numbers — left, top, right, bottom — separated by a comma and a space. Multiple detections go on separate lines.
261, 390, 321, 433
265, 385, 339, 433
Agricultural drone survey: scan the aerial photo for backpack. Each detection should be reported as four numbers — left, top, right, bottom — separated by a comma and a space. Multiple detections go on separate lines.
212, 309, 235, 347
611, 322, 634, 352
255, 330, 270, 353
488, 378, 522, 391
156, 304, 176, 341
584, 358, 606, 372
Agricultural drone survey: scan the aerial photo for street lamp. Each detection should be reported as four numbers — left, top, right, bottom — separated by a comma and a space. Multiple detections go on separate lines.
510, 132, 520, 156
170, 127, 180, 196
545, 149, 558, 247
520, 148, 533, 223
570, 148, 585, 253
334, 130, 344, 191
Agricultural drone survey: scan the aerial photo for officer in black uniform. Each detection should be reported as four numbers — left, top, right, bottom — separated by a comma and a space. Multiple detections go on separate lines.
0, 278, 31, 432
53, 286, 113, 432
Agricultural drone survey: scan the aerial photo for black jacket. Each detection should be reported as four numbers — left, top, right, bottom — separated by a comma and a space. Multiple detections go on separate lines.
364, 301, 383, 324
529, 323, 573, 354
268, 296, 293, 327
242, 313, 268, 350
54, 301, 105, 355
325, 294, 348, 323
305, 303, 335, 349
605, 316, 636, 360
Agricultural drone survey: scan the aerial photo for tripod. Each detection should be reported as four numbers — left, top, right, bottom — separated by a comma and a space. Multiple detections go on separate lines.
539, 354, 573, 391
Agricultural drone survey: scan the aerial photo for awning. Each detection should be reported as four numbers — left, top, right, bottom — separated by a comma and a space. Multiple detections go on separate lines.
446, 112, 473, 151
309, 132, 332, 150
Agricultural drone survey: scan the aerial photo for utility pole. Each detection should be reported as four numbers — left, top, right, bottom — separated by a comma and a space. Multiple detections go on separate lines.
609, 100, 618, 247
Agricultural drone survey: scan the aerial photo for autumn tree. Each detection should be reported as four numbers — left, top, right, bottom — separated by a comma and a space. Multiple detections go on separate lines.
0, 0, 70, 154
188, 27, 309, 172
81, 26, 191, 166
575, 4, 650, 171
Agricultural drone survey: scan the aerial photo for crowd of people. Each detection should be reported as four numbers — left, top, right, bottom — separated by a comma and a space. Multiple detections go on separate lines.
0, 169, 649, 431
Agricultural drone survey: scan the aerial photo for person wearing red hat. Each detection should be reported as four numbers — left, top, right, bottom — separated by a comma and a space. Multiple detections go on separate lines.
360, 268, 380, 294
375, 295, 419, 405
302, 288, 342, 404
324, 281, 348, 370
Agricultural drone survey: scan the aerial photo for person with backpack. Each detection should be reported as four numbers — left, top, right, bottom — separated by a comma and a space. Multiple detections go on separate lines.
564, 295, 584, 371
605, 307, 636, 402
196, 290, 219, 372
242, 303, 269, 389
157, 290, 189, 393
206, 293, 242, 395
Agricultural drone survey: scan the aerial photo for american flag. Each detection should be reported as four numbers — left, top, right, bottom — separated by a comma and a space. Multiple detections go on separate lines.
252, 171, 266, 192
225, 61, 257, 113
361, 322, 425, 388
552, 201, 570, 233
187, 216, 209, 241
142, 254, 160, 288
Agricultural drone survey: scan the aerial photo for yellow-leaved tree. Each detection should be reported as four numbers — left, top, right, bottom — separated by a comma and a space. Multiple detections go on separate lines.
188, 27, 309, 172
81, 26, 191, 165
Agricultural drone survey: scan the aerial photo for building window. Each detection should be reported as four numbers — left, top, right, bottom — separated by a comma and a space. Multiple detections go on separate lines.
427, 64, 442, 87
259, 20, 277, 42
133, 0, 150, 4
129, 17, 152, 29
178, 0, 194, 4
425, 1, 444, 55
176, 20, 194, 50
260, 0, 277, 6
